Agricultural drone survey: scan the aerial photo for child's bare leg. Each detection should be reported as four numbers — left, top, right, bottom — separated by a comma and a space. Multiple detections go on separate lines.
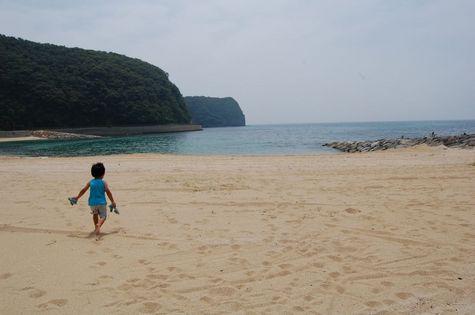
95, 218, 106, 236
93, 214, 98, 228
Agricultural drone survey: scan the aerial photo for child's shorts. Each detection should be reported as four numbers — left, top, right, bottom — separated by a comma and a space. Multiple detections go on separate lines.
90, 205, 107, 219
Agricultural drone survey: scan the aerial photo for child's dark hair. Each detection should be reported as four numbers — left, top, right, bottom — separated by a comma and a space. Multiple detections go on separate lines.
91, 162, 105, 178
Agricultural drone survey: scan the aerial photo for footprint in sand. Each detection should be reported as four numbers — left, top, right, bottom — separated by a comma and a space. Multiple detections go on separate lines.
345, 208, 361, 214
140, 302, 160, 313
396, 292, 414, 300
167, 243, 178, 250
208, 287, 236, 297
365, 301, 381, 308
336, 286, 345, 294
197, 245, 208, 252
126, 278, 140, 283
29, 289, 46, 298
328, 255, 343, 262
0, 272, 12, 280
178, 273, 193, 280
37, 299, 68, 309
200, 296, 214, 304
278, 263, 293, 270
138, 259, 151, 265
343, 265, 354, 273
371, 287, 382, 294
210, 277, 223, 283
21, 287, 46, 298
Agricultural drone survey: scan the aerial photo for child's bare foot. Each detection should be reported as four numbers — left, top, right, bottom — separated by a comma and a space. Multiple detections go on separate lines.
95, 229, 101, 241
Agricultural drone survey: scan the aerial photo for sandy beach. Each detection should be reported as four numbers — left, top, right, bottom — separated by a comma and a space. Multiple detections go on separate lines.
0, 136, 44, 143
0, 146, 474, 314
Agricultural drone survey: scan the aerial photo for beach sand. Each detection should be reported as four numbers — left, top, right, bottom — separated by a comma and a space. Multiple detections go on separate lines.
0, 146, 474, 314
0, 136, 44, 143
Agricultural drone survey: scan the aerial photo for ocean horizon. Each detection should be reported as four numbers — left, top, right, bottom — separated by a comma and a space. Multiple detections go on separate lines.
1, 120, 474, 157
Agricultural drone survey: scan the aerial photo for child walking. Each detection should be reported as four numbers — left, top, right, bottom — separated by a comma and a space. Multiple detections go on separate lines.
72, 162, 117, 239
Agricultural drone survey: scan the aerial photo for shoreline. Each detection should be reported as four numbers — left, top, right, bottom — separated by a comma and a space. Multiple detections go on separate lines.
0, 142, 466, 156
0, 143, 468, 158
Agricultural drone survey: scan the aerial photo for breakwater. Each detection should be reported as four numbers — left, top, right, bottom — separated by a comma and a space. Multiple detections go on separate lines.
323, 133, 475, 153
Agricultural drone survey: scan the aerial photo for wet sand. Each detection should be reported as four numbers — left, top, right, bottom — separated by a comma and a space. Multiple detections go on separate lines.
0, 146, 474, 314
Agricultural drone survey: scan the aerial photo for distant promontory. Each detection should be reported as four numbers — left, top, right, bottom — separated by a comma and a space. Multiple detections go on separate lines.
0, 34, 191, 131
184, 96, 245, 127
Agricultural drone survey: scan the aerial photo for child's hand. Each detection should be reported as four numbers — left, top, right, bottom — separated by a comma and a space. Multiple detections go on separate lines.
111, 202, 117, 208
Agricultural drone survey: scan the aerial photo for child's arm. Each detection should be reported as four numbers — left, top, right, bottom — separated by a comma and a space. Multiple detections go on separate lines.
75, 182, 90, 200
104, 182, 116, 207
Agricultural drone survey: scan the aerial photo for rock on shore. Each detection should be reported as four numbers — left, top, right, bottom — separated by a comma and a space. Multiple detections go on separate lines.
31, 130, 100, 140
323, 133, 475, 153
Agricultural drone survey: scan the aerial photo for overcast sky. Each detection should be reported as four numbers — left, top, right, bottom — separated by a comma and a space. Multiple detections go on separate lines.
1, 0, 474, 124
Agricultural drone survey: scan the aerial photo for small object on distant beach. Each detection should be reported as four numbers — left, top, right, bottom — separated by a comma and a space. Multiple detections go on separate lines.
68, 197, 78, 205
109, 204, 120, 214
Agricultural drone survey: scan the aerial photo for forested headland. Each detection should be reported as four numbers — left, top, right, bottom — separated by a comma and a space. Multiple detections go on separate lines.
184, 96, 245, 127
0, 34, 190, 130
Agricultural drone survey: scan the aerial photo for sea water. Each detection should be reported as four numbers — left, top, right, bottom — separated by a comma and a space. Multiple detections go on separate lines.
0, 120, 474, 157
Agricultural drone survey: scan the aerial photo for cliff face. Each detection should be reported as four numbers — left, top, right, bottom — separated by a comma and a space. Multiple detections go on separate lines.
184, 96, 245, 127
0, 34, 190, 130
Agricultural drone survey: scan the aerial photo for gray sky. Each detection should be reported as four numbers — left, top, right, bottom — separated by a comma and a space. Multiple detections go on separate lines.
1, 0, 474, 124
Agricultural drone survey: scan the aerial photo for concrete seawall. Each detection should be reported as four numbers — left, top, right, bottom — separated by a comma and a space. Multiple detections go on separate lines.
55, 124, 203, 136
0, 130, 33, 138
